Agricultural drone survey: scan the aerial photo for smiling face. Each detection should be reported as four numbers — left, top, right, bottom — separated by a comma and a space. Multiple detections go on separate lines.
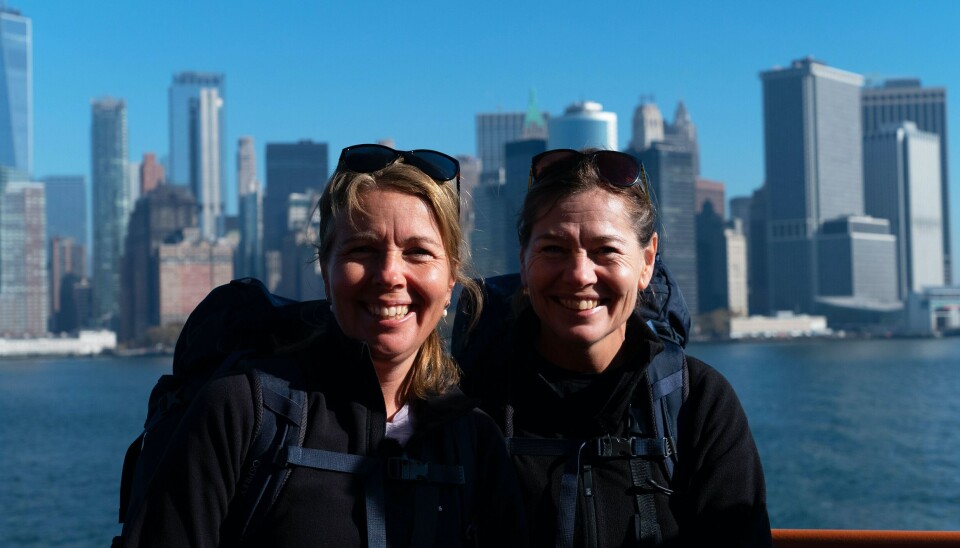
520, 188, 657, 371
322, 189, 456, 372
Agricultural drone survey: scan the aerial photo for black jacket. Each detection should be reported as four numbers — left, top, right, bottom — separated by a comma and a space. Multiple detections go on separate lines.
460, 308, 772, 547
121, 322, 528, 547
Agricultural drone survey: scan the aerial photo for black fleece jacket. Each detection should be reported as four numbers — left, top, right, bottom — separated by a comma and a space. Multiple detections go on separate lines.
120, 324, 528, 547
460, 309, 772, 547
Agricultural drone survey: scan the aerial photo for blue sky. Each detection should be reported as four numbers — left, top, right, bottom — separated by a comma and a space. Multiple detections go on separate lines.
16, 0, 960, 279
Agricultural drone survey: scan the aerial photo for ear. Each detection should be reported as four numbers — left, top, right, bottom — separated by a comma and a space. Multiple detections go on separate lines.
638, 233, 659, 290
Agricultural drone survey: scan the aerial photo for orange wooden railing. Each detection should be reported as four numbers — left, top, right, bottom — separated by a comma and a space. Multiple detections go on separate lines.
773, 529, 960, 547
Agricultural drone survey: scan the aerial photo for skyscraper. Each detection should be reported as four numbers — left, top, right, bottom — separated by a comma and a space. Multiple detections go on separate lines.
263, 140, 327, 257
91, 97, 129, 328
547, 101, 617, 151
476, 111, 525, 185
635, 142, 698, 315
168, 72, 225, 240
40, 175, 87, 250
863, 79, 951, 284
864, 121, 944, 299
629, 100, 664, 152
120, 184, 197, 343
236, 136, 263, 280
760, 57, 865, 313
0, 179, 47, 336
0, 6, 31, 174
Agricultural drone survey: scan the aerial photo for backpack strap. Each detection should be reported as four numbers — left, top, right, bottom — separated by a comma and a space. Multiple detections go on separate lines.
279, 445, 466, 548
231, 357, 308, 541
645, 340, 686, 480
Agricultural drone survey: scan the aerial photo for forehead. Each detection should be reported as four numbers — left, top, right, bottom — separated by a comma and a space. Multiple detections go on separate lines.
338, 189, 443, 237
533, 188, 634, 232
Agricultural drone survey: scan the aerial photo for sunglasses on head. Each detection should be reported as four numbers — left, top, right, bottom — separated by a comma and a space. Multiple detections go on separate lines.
528, 149, 648, 190
338, 144, 461, 195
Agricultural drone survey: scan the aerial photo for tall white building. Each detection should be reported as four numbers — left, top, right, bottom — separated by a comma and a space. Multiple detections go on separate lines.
864, 121, 944, 299
863, 79, 951, 284
168, 72, 225, 240
725, 220, 749, 317
629, 101, 664, 152
547, 101, 617, 151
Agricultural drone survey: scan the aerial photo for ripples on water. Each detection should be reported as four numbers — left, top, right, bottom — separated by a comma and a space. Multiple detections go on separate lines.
690, 337, 960, 531
1, 338, 958, 546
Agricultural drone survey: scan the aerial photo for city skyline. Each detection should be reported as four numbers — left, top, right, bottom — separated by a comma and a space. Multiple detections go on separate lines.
10, 0, 960, 279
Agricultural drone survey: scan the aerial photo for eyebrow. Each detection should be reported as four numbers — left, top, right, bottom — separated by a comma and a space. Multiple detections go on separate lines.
340, 232, 443, 248
534, 232, 629, 246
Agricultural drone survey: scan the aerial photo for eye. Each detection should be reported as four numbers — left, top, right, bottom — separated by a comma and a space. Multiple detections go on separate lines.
343, 244, 376, 256
540, 244, 565, 255
405, 247, 436, 260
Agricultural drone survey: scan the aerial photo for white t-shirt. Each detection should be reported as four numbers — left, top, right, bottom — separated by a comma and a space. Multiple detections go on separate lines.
385, 403, 414, 445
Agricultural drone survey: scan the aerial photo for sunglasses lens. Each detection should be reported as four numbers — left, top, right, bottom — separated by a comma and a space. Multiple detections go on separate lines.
532, 150, 580, 181
595, 152, 640, 187
408, 150, 459, 181
342, 145, 398, 173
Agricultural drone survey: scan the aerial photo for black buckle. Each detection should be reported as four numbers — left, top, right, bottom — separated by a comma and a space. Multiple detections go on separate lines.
387, 457, 429, 481
593, 436, 634, 458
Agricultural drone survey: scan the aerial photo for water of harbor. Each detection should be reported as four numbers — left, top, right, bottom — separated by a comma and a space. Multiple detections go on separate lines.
1, 337, 959, 546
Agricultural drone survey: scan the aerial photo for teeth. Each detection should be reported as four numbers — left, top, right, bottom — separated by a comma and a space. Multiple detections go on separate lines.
559, 299, 598, 311
368, 305, 409, 319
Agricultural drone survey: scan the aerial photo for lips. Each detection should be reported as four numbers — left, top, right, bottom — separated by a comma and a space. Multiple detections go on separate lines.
367, 304, 410, 320
558, 298, 599, 311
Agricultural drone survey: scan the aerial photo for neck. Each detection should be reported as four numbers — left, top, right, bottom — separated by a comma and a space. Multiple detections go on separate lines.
535, 329, 627, 374
372, 357, 414, 420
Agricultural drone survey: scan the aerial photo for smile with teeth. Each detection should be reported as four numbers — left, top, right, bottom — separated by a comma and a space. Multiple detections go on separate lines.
559, 298, 600, 311
368, 304, 410, 320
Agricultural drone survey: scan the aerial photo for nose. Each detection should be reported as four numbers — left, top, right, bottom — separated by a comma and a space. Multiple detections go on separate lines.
566, 252, 597, 287
375, 251, 405, 288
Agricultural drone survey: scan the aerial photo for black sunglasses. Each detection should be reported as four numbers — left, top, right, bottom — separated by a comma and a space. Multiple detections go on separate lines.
528, 149, 647, 190
338, 144, 461, 195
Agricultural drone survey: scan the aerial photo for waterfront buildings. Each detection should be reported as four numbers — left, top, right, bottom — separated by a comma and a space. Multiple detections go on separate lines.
157, 228, 233, 327
49, 236, 85, 332
863, 79, 951, 284
0, 6, 31, 174
0, 178, 47, 336
863, 121, 944, 299
760, 57, 865, 314
91, 97, 130, 329
119, 184, 197, 343
168, 71, 225, 240
547, 101, 617, 151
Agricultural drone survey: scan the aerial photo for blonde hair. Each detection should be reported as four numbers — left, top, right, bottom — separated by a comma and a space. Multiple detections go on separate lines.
317, 161, 482, 399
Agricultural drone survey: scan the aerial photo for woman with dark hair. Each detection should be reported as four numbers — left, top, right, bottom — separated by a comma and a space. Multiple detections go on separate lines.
457, 149, 771, 547
119, 144, 527, 547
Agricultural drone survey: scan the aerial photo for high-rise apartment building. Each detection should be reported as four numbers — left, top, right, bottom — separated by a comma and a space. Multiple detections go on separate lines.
0, 6, 31, 174
695, 178, 725, 217
864, 121, 944, 299
236, 136, 262, 280
168, 72, 225, 240
863, 78, 951, 284
760, 57, 865, 313
0, 179, 47, 336
547, 101, 617, 151
91, 97, 129, 328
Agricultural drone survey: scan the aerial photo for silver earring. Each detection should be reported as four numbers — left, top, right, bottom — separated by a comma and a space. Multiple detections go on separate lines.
329, 302, 335, 313
442, 308, 448, 318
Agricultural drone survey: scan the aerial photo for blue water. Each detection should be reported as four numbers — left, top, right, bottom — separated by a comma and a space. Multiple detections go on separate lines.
1, 338, 959, 546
